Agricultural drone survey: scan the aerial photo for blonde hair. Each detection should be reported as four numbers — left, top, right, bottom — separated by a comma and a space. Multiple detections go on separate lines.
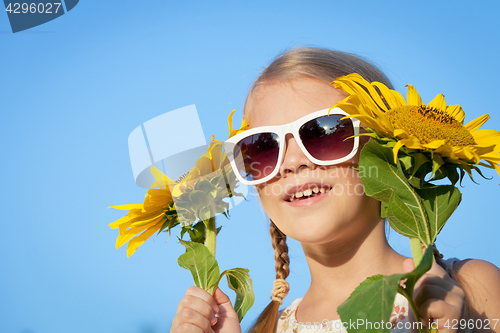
245, 47, 392, 333
243, 47, 393, 118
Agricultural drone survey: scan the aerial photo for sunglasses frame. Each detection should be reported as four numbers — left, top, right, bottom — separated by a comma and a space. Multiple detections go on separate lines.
225, 107, 360, 186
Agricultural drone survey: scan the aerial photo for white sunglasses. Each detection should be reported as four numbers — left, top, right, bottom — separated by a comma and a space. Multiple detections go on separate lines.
225, 107, 360, 186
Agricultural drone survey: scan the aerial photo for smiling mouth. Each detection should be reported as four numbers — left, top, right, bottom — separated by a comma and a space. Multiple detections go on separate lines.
286, 186, 332, 202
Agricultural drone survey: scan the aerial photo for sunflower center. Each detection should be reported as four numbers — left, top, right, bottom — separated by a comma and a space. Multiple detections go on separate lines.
386, 105, 476, 146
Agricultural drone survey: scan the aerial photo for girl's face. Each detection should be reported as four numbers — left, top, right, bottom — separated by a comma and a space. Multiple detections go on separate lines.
245, 77, 382, 245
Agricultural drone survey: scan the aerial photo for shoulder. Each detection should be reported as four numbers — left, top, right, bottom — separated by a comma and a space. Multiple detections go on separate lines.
276, 298, 302, 333
452, 259, 500, 323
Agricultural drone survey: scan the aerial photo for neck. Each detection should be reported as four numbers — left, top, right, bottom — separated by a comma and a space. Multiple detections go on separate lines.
301, 218, 406, 302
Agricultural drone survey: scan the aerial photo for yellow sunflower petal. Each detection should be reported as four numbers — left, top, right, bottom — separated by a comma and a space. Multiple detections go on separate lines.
228, 110, 248, 138
493, 163, 500, 177
472, 129, 500, 143
143, 190, 172, 211
393, 128, 408, 138
427, 94, 447, 111
345, 74, 390, 112
406, 84, 423, 106
473, 130, 500, 152
116, 216, 163, 249
130, 211, 166, 227
208, 140, 223, 171
109, 215, 130, 229
480, 152, 500, 163
116, 228, 139, 249
334, 101, 364, 117
150, 166, 176, 190
372, 82, 407, 109
459, 146, 479, 163
126, 223, 163, 257
422, 139, 446, 149
195, 155, 214, 176
127, 207, 164, 222
239, 116, 249, 133
228, 109, 237, 138
465, 114, 490, 132
446, 105, 465, 124
399, 136, 423, 150
341, 114, 386, 132
334, 75, 388, 112
108, 204, 143, 210
392, 140, 405, 164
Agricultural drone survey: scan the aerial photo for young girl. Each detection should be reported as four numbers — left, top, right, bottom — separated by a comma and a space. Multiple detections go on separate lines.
170, 48, 500, 333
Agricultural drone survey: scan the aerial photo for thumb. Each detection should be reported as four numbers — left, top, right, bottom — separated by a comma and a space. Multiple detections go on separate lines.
213, 287, 238, 319
402, 258, 416, 273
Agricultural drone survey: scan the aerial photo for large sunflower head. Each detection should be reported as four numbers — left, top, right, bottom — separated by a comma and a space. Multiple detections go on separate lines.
332, 73, 500, 181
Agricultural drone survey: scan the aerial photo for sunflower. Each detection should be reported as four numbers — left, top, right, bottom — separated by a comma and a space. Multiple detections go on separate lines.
332, 73, 500, 179
109, 137, 241, 257
108, 166, 179, 257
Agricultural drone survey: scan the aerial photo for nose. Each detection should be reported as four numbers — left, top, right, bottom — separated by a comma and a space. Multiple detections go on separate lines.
278, 133, 315, 177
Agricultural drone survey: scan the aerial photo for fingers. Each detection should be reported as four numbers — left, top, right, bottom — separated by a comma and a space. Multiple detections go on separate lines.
416, 299, 463, 333
181, 286, 219, 315
172, 309, 215, 333
408, 263, 465, 333
413, 262, 458, 292
213, 287, 236, 316
414, 284, 464, 314
171, 286, 218, 333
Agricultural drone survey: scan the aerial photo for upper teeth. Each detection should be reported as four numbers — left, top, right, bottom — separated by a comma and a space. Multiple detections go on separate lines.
289, 187, 328, 201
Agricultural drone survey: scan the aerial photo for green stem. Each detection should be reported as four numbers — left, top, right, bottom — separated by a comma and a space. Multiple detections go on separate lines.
398, 286, 425, 333
410, 237, 423, 267
204, 216, 216, 258
409, 238, 437, 333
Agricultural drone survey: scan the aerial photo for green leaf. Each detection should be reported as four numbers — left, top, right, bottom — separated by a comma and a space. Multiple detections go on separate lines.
399, 155, 413, 171
158, 215, 180, 239
385, 192, 423, 238
410, 152, 431, 177
431, 153, 444, 177
360, 139, 431, 245
417, 186, 461, 243
446, 166, 460, 186
219, 268, 255, 322
338, 247, 434, 333
178, 240, 220, 294
338, 273, 404, 333
182, 222, 206, 243
360, 139, 462, 246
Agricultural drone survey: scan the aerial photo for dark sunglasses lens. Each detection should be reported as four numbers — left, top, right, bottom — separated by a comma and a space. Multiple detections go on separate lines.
299, 115, 355, 161
234, 132, 280, 181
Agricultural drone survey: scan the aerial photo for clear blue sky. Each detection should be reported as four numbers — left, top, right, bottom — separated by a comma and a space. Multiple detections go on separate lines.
1, 1, 499, 333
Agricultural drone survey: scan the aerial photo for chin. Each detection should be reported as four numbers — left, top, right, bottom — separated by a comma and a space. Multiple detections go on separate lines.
271, 210, 347, 243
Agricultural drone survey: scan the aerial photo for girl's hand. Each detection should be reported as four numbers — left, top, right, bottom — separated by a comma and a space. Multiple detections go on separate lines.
403, 259, 465, 333
171, 286, 242, 333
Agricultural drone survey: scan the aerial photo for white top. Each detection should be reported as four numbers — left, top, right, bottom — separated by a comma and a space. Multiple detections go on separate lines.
275, 257, 460, 333
276, 293, 410, 333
